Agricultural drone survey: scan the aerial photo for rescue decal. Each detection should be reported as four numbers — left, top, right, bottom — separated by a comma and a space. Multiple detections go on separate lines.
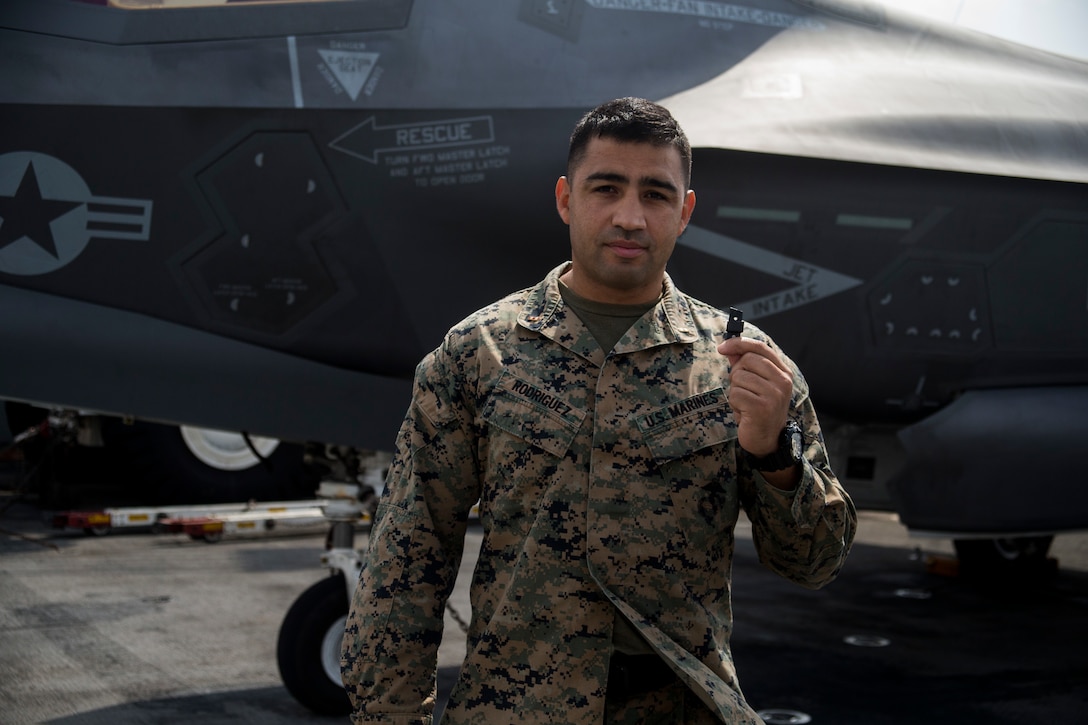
332, 116, 496, 164
331, 115, 511, 188
678, 225, 861, 319
0, 152, 152, 276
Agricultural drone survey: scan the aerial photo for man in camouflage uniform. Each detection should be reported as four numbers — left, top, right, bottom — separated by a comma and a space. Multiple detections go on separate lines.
342, 97, 856, 724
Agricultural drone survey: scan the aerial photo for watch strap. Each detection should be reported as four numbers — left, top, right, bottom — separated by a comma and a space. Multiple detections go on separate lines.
743, 421, 803, 472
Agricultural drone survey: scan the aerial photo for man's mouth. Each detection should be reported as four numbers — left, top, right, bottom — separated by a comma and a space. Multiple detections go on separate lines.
607, 241, 646, 259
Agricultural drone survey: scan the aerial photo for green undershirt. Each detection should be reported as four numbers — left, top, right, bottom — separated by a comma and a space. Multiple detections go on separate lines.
559, 280, 658, 656
558, 281, 658, 354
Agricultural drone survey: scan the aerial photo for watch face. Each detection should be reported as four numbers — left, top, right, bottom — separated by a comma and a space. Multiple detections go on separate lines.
790, 431, 803, 459
787, 423, 803, 461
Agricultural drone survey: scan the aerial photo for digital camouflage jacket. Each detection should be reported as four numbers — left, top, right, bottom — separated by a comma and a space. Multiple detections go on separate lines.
342, 263, 856, 724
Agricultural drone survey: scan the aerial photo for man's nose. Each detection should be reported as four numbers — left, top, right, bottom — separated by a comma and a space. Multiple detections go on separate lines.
612, 193, 647, 230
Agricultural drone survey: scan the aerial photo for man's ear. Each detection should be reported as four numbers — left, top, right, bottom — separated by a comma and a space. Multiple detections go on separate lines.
679, 189, 696, 233
555, 176, 571, 225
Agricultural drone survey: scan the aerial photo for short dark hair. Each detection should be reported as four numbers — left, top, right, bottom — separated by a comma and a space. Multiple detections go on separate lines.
567, 97, 692, 188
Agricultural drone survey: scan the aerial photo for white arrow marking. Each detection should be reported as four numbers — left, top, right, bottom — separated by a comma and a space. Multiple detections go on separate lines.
678, 225, 862, 320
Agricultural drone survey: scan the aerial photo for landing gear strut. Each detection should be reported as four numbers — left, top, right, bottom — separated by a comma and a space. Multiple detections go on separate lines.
276, 449, 383, 716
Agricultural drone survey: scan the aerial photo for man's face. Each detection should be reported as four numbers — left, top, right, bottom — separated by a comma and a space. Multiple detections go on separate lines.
556, 136, 696, 305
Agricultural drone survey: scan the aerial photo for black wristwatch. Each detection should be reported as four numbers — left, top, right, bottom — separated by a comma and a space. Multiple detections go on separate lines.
743, 420, 803, 472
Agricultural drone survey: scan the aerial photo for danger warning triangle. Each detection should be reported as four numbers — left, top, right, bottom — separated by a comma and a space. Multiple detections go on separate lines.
318, 50, 379, 101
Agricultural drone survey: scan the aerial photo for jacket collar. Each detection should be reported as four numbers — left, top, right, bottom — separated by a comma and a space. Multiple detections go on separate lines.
517, 263, 701, 355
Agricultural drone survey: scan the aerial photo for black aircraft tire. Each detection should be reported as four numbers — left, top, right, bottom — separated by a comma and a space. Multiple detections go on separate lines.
102, 419, 320, 504
277, 575, 352, 717
953, 535, 1054, 576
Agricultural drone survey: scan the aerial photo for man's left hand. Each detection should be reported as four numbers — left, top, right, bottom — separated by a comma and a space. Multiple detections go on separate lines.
718, 337, 793, 457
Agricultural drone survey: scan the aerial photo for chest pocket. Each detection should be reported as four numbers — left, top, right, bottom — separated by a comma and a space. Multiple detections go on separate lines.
481, 370, 585, 458
636, 387, 735, 463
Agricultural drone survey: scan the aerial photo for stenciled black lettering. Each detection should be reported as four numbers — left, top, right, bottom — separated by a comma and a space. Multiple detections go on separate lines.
642, 410, 669, 428
666, 391, 721, 420
510, 380, 573, 417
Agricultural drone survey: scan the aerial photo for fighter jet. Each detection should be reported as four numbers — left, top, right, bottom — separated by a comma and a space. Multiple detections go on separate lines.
2, 0, 1086, 559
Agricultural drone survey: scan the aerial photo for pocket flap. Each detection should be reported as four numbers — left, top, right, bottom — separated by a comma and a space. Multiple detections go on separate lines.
481, 371, 585, 458
637, 387, 734, 463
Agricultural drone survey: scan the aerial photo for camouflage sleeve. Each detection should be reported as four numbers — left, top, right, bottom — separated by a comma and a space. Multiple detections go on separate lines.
738, 368, 857, 590
341, 339, 480, 724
